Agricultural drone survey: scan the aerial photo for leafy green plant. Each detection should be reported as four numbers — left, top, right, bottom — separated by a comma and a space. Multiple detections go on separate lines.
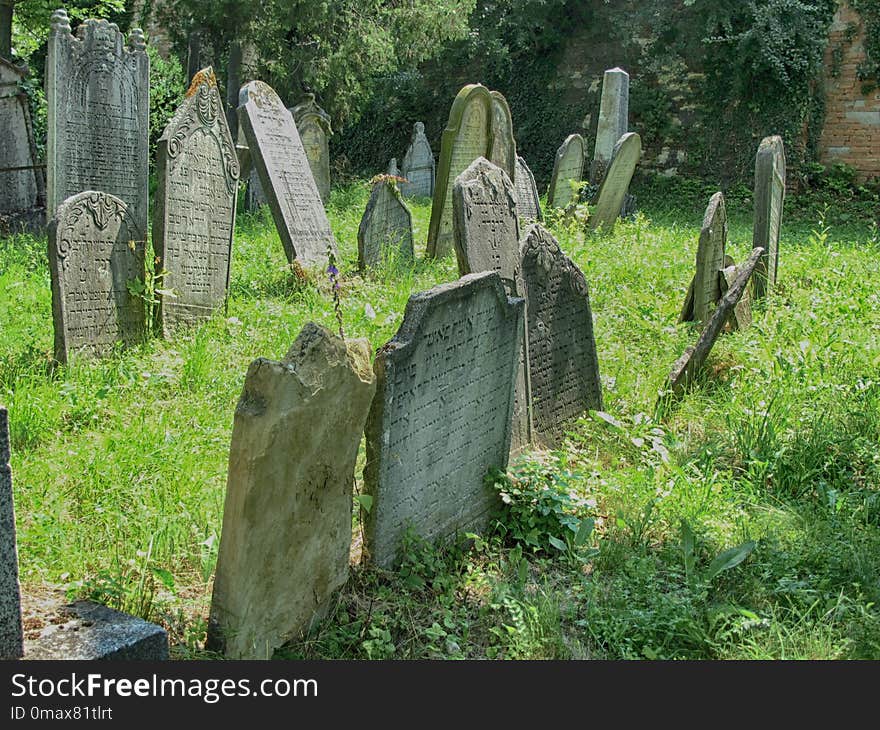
680, 519, 756, 590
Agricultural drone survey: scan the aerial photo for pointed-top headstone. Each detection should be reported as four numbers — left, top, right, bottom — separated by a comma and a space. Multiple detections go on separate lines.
679, 192, 727, 325
751, 135, 786, 301
400, 121, 435, 198
547, 133, 586, 209
291, 93, 333, 204
589, 132, 641, 231
590, 67, 629, 184
358, 179, 414, 271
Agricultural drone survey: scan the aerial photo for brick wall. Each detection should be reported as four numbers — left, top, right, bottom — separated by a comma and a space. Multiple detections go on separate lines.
819, 2, 880, 182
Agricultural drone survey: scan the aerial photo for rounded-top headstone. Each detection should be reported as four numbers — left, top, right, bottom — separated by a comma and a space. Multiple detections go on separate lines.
548, 133, 586, 209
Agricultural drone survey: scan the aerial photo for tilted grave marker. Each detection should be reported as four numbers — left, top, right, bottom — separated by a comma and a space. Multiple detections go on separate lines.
358, 179, 414, 270
679, 192, 727, 325
547, 133, 585, 209
514, 156, 542, 222
589, 132, 641, 232
752, 135, 786, 301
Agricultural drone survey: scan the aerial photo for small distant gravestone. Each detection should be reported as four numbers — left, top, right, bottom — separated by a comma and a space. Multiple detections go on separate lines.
679, 192, 727, 325
400, 121, 435, 198
207, 323, 376, 660
46, 10, 149, 235
589, 132, 641, 232
48, 191, 146, 364
387, 157, 400, 177
364, 272, 524, 568
238, 81, 336, 267
153, 67, 240, 336
291, 93, 333, 204
590, 67, 629, 184
666, 247, 764, 398
358, 179, 414, 270
489, 90, 516, 180
516, 224, 602, 448
514, 156, 542, 222
0, 407, 22, 660
547, 133, 586, 209
752, 135, 786, 301
427, 84, 494, 258
452, 157, 519, 289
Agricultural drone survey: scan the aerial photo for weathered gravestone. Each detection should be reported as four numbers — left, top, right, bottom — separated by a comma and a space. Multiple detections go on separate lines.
589, 132, 641, 232
153, 67, 240, 336
516, 224, 602, 448
427, 84, 494, 258
399, 121, 435, 198
0, 57, 43, 232
452, 157, 519, 289
357, 179, 414, 270
720, 261, 752, 331
679, 192, 727, 325
590, 67, 629, 184
547, 133, 585, 209
48, 191, 146, 364
489, 90, 516, 180
207, 323, 376, 659
364, 271, 524, 568
514, 156, 542, 222
665, 247, 764, 398
46, 10, 149, 235
0, 406, 23, 660
238, 80, 336, 267
291, 93, 332, 204
752, 135, 786, 301
387, 157, 400, 177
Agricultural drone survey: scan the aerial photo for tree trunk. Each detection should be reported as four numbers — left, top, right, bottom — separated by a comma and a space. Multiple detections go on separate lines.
0, 1, 14, 59
225, 40, 242, 140
186, 28, 202, 83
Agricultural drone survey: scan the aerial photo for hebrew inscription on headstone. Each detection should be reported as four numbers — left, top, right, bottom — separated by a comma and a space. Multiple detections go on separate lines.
0, 407, 23, 660
547, 133, 585, 209
589, 132, 641, 232
291, 94, 332, 204
154, 67, 239, 335
400, 121, 435, 198
514, 156, 542, 222
752, 135, 786, 300
358, 180, 414, 270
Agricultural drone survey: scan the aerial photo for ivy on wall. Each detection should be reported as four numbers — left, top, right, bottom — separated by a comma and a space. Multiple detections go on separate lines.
851, 0, 880, 93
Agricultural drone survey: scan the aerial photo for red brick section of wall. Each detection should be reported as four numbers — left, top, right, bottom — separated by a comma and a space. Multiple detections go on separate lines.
819, 2, 880, 182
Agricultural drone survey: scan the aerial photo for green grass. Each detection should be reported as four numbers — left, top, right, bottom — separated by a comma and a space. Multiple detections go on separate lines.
1, 178, 878, 659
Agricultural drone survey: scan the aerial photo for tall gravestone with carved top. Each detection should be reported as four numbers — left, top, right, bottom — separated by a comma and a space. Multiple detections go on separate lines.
751, 135, 786, 301
291, 94, 332, 204
154, 67, 240, 335
46, 9, 149, 235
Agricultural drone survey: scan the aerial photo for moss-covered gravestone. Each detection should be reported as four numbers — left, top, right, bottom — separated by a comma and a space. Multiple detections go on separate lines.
547, 133, 585, 209
752, 135, 786, 301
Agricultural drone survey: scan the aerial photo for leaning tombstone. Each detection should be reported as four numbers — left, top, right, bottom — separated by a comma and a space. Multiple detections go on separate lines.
547, 133, 586, 209
238, 81, 336, 267
665, 247, 764, 398
0, 407, 23, 659
452, 157, 519, 290
358, 179, 414, 271
514, 156, 542, 222
589, 132, 641, 232
364, 272, 524, 568
751, 135, 786, 301
48, 191, 146, 364
153, 67, 240, 336
426, 84, 493, 258
46, 10, 149, 235
516, 224, 602, 448
679, 192, 727, 325
207, 323, 376, 660
399, 121, 435, 198
590, 67, 629, 184
0, 57, 44, 233
489, 90, 516, 180
291, 93, 333, 204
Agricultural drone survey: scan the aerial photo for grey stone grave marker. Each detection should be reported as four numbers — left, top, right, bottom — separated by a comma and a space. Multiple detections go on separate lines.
514, 155, 542, 222
679, 192, 727, 325
154, 67, 240, 336
238, 80, 336, 267
387, 157, 400, 176
358, 179, 414, 270
0, 406, 22, 659
752, 135, 786, 301
400, 121, 435, 198
547, 133, 585, 209
427, 84, 493, 258
590, 132, 641, 232
48, 191, 146, 364
46, 10, 149, 235
207, 323, 376, 659
516, 224, 602, 448
590, 67, 629, 184
364, 272, 524, 568
291, 93, 332, 204
452, 157, 519, 289
489, 90, 516, 180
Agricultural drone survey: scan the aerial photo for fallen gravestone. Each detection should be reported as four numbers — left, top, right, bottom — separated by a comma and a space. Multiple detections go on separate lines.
489, 90, 516, 180
238, 80, 336, 267
291, 93, 332, 204
679, 192, 727, 325
46, 10, 149, 235
665, 247, 764, 397
590, 67, 629, 184
514, 156, 542, 222
364, 272, 524, 568
153, 67, 240, 336
589, 132, 641, 232
427, 84, 494, 258
0, 406, 22, 659
48, 191, 146, 364
452, 157, 519, 289
752, 135, 786, 301
358, 179, 414, 270
547, 133, 585, 209
516, 224, 602, 448
207, 323, 376, 659
400, 121, 435, 198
